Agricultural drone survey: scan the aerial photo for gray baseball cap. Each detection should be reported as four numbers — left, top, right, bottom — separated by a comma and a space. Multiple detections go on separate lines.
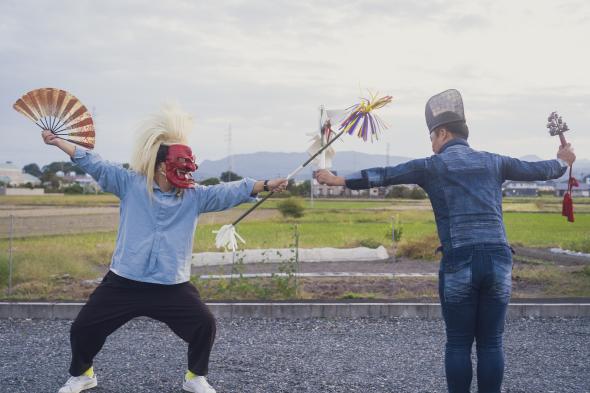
425, 89, 466, 132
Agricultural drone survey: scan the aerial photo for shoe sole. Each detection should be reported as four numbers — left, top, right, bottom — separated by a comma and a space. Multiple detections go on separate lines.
59, 379, 97, 393
83, 379, 98, 391
182, 381, 214, 393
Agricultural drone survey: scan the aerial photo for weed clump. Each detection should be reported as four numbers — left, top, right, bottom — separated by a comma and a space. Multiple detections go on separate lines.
277, 198, 305, 219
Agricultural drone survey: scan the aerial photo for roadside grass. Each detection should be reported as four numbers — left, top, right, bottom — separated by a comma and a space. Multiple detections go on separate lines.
564, 236, 590, 253
340, 291, 378, 300
192, 266, 590, 301
512, 265, 590, 298
0, 232, 114, 298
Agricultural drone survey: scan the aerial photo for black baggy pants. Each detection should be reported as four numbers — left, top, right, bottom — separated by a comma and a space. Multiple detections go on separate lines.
69, 271, 216, 377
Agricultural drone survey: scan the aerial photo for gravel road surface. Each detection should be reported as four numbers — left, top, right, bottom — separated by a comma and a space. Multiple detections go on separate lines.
1, 317, 588, 393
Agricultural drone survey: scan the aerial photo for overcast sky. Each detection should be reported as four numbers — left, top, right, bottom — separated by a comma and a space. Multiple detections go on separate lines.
1, 0, 588, 169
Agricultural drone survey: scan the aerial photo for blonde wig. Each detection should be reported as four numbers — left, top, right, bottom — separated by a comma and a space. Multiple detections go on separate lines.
130, 104, 193, 196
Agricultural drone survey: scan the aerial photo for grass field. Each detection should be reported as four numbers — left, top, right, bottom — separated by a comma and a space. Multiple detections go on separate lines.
1, 196, 589, 300
3, 194, 589, 211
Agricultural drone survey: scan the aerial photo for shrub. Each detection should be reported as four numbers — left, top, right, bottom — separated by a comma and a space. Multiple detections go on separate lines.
200, 177, 220, 186
277, 198, 305, 218
410, 187, 427, 199
386, 186, 407, 198
396, 234, 440, 260
358, 238, 382, 249
386, 185, 428, 199
63, 183, 84, 194
564, 237, 590, 253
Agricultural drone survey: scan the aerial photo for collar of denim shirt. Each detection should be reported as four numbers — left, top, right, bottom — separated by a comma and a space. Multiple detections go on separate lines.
438, 138, 469, 154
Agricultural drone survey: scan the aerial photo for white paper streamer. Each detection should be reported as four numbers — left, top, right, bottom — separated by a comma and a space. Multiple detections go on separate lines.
213, 224, 246, 252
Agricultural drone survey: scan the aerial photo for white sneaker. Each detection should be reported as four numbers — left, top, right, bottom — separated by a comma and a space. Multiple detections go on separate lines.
182, 375, 216, 393
57, 375, 97, 393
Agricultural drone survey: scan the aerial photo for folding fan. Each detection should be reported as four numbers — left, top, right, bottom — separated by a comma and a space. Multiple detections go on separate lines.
13, 88, 96, 149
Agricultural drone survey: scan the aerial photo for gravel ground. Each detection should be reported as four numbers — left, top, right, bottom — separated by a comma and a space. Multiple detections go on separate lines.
0, 317, 588, 393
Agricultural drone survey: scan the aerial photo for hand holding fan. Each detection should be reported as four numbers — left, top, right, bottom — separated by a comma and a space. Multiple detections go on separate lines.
13, 88, 96, 149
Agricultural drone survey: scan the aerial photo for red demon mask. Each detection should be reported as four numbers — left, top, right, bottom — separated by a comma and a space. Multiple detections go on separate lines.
165, 144, 198, 188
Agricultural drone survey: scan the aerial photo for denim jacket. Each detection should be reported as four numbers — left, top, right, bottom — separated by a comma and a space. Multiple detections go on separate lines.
345, 139, 567, 250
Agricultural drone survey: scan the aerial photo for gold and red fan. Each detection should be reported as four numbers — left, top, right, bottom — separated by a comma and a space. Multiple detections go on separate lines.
13, 88, 95, 149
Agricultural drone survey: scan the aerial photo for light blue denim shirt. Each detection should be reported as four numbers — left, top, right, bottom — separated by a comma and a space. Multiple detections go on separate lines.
345, 139, 567, 250
72, 148, 257, 284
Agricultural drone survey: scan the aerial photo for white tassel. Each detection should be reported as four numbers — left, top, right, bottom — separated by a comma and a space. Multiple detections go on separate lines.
213, 224, 246, 252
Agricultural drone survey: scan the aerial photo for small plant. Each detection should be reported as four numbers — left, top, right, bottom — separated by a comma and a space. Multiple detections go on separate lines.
271, 225, 299, 299
277, 197, 305, 218
341, 291, 377, 300
385, 215, 404, 242
359, 238, 382, 249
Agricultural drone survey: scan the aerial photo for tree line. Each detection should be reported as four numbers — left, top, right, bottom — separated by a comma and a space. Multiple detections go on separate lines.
14, 163, 426, 199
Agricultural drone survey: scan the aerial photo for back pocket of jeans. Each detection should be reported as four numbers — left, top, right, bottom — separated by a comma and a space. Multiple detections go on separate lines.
443, 251, 473, 303
489, 247, 512, 303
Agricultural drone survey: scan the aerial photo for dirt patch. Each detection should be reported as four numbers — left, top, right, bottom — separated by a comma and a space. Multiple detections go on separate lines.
0, 208, 279, 238
299, 277, 439, 300
513, 246, 590, 266
9, 276, 100, 301
192, 258, 439, 276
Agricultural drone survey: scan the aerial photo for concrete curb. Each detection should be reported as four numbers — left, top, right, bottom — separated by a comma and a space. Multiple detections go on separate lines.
1, 302, 589, 320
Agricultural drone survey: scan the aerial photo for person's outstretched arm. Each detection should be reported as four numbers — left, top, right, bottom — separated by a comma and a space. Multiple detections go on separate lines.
42, 130, 132, 198
315, 159, 427, 189
501, 144, 575, 181
197, 178, 288, 213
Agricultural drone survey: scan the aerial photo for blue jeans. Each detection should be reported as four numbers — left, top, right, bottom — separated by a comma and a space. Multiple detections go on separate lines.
439, 243, 513, 393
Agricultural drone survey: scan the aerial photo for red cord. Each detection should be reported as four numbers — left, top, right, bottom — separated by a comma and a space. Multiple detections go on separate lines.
562, 166, 579, 223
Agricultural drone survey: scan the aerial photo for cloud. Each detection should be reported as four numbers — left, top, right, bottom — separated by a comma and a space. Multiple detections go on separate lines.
0, 0, 588, 169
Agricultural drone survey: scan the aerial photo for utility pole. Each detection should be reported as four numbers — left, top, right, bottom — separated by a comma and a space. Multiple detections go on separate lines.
310, 171, 314, 207
226, 124, 233, 181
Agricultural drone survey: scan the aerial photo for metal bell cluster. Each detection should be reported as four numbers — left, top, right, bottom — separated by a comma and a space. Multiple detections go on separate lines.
547, 111, 569, 136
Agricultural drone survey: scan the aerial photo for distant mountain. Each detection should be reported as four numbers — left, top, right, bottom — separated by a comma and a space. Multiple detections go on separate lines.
519, 155, 544, 162
196, 151, 412, 180
571, 159, 590, 179
196, 151, 590, 181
